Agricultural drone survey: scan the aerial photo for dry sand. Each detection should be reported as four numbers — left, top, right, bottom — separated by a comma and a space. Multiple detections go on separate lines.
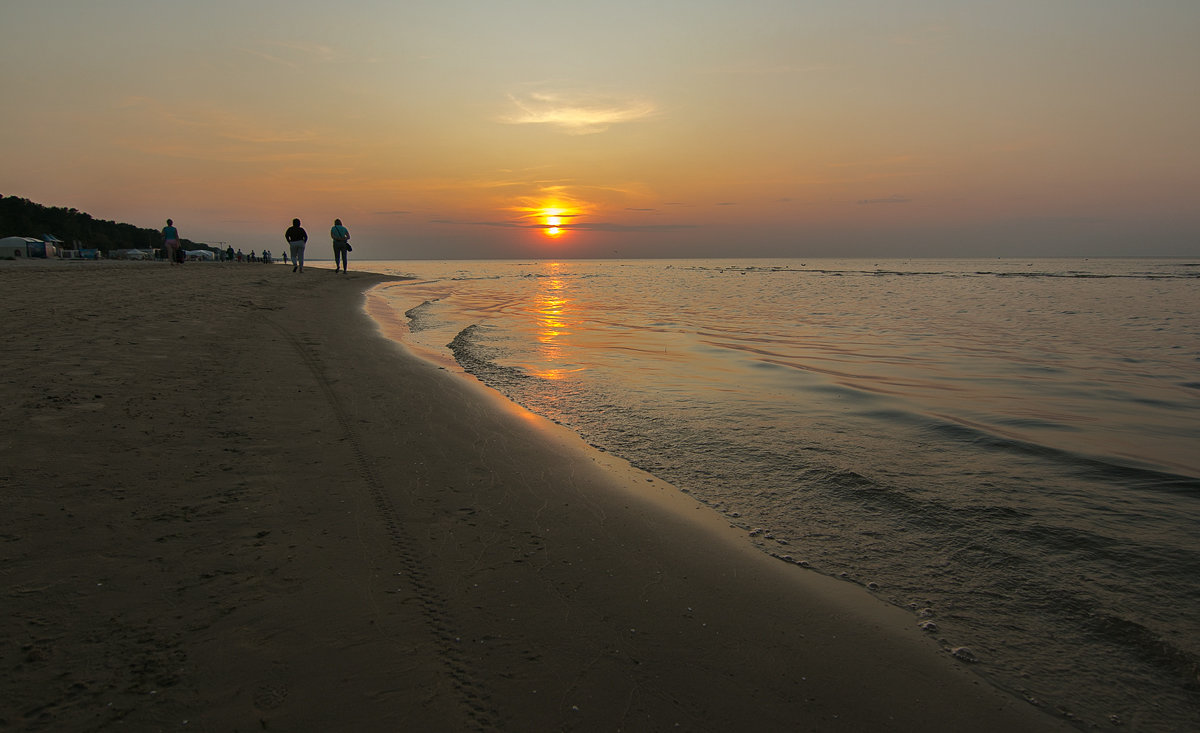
0, 260, 1071, 732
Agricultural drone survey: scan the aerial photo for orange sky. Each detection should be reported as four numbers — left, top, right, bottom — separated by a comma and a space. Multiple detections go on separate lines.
2, 1, 1198, 258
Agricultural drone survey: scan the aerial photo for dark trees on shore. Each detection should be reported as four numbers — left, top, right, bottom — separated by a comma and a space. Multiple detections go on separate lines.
0, 195, 172, 253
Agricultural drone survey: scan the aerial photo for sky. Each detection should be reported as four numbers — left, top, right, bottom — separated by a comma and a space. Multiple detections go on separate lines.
2, 0, 1198, 259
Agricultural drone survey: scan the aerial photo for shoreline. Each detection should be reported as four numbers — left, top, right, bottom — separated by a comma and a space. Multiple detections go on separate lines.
1, 260, 1070, 730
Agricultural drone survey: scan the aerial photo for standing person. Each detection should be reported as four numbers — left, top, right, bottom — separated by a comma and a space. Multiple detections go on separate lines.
285, 218, 307, 273
330, 218, 350, 273
162, 219, 181, 265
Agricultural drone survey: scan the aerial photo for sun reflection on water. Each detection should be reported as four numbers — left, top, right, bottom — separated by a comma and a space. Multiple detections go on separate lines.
529, 263, 578, 380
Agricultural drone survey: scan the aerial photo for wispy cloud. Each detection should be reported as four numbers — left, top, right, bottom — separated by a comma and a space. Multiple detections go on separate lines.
709, 62, 841, 75
572, 222, 697, 232
244, 49, 299, 69
245, 41, 339, 68
501, 91, 658, 135
433, 217, 695, 233
114, 96, 321, 159
858, 195, 912, 205
892, 24, 952, 47
828, 155, 917, 169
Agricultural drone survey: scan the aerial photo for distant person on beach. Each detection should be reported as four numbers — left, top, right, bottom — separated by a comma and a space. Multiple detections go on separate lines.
162, 219, 181, 265
281, 250, 288, 265
330, 219, 350, 273
225, 245, 234, 261
285, 218, 307, 273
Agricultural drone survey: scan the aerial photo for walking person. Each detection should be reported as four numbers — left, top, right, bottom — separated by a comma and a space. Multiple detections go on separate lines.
330, 218, 351, 273
285, 218, 307, 273
162, 219, 181, 265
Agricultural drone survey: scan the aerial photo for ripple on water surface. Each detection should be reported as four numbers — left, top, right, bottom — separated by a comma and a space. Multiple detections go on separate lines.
376, 258, 1200, 731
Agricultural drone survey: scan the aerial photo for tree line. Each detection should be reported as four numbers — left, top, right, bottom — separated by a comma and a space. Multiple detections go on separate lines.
0, 195, 205, 253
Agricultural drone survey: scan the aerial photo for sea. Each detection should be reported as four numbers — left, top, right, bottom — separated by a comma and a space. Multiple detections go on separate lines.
357, 257, 1200, 731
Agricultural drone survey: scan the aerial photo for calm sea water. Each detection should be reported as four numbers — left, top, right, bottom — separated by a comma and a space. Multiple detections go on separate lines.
363, 258, 1200, 731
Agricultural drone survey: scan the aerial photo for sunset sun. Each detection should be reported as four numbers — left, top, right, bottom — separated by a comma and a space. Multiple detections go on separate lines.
515, 198, 587, 241
539, 206, 570, 238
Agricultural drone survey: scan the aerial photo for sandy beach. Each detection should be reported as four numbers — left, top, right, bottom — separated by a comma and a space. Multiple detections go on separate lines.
0, 260, 1071, 732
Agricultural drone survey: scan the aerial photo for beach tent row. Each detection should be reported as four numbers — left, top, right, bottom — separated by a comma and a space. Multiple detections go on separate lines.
3, 234, 218, 261
109, 248, 216, 261
0, 236, 58, 259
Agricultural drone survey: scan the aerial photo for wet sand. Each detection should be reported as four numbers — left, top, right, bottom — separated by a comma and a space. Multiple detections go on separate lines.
0, 260, 1070, 731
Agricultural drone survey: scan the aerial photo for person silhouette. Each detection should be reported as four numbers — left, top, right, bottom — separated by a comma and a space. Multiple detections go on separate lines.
330, 218, 350, 273
162, 219, 181, 265
285, 218, 308, 273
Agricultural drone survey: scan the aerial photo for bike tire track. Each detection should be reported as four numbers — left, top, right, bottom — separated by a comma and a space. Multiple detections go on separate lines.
267, 318, 499, 730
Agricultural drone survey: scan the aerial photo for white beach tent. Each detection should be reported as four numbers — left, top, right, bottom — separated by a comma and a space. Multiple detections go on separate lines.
110, 249, 152, 260
0, 236, 43, 258
184, 249, 215, 261
40, 234, 63, 257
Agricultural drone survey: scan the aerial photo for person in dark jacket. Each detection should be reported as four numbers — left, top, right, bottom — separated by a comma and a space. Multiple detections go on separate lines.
285, 218, 307, 273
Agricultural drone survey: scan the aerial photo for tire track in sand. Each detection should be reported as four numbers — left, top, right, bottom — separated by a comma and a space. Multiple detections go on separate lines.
266, 318, 499, 730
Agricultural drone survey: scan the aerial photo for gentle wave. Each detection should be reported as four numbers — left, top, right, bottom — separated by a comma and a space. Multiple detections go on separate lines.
370, 258, 1200, 731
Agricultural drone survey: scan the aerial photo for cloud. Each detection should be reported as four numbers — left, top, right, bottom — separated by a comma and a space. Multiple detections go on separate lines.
501, 91, 658, 135
434, 218, 696, 233
858, 195, 912, 205
111, 97, 323, 162
892, 24, 952, 48
572, 222, 697, 232
246, 41, 339, 68
710, 62, 840, 75
829, 155, 917, 169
